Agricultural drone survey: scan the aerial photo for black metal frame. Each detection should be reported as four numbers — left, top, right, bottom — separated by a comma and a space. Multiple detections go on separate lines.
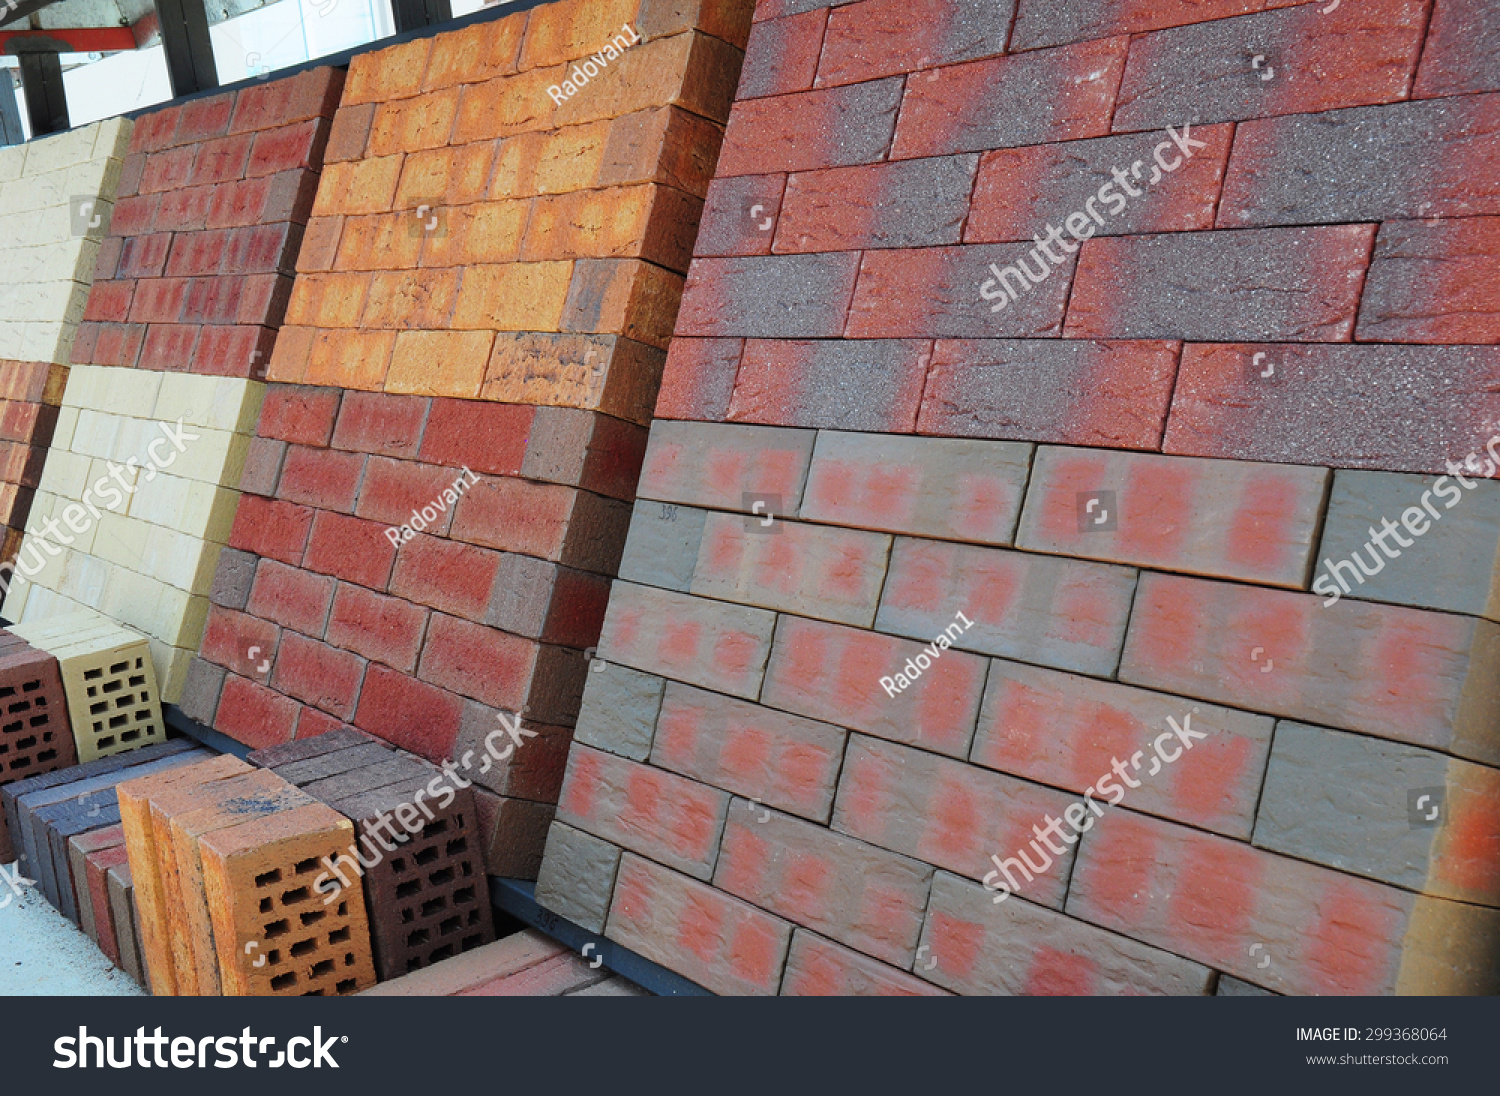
154, 0, 218, 97
390, 0, 452, 35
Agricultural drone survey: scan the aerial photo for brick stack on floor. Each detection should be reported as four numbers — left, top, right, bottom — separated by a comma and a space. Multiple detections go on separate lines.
0, 629, 77, 863
0, 118, 131, 568
2, 739, 209, 986
532, 0, 1500, 995
2, 69, 344, 703
361, 928, 645, 995
178, 0, 752, 883
246, 727, 496, 981
117, 753, 379, 996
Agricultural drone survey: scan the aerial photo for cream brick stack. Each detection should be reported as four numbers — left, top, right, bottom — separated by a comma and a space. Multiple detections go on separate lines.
4, 369, 263, 699
0, 118, 130, 364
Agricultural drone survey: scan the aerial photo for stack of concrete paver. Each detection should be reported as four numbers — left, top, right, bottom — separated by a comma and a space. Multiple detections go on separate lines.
361, 928, 646, 995
533, 0, 1500, 995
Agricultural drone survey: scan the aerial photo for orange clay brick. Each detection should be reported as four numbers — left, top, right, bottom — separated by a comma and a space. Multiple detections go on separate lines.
422, 11, 529, 90
266, 325, 315, 383
491, 123, 612, 199
305, 329, 396, 391
312, 155, 404, 217
386, 330, 495, 397
199, 802, 377, 996
418, 200, 530, 268
561, 258, 684, 350
483, 332, 665, 425
334, 211, 425, 271
451, 261, 574, 331
521, 185, 667, 264
396, 143, 498, 209
367, 88, 461, 157
165, 771, 313, 995
297, 216, 345, 273
117, 755, 252, 996
518, 0, 641, 71
343, 36, 433, 106
361, 269, 461, 329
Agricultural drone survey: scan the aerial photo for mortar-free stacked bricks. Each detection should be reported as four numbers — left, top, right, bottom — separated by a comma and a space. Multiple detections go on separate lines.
0, 119, 131, 569
3, 739, 211, 989
180, 0, 753, 879
0, 629, 76, 863
2, 70, 344, 703
248, 727, 495, 981
533, 0, 1500, 995
118, 752, 379, 996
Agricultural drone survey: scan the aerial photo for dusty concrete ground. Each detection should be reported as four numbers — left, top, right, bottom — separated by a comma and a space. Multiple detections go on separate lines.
0, 864, 144, 996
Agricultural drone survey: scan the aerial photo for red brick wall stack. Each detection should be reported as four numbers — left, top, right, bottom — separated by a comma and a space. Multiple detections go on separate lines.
534, 0, 1500, 994
182, 0, 752, 882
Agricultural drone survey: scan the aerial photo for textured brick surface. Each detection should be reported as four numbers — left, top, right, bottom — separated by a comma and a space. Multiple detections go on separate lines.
781, 928, 949, 996
1015, 447, 1329, 587
1110, 0, 1427, 131
606, 852, 793, 995
1068, 809, 1500, 995
715, 798, 933, 966
534, 819, 622, 933
1316, 471, 1500, 620
876, 537, 1137, 676
1217, 96, 1500, 228
832, 735, 1077, 907
535, 0, 1500, 998
1065, 226, 1376, 341
916, 339, 1180, 449
1253, 722, 1500, 908
1162, 343, 1500, 474
973, 659, 1275, 839
923, 871, 1214, 995
1356, 217, 1500, 344
1120, 573, 1500, 766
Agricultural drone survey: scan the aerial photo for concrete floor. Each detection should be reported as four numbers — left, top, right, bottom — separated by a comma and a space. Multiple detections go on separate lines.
0, 865, 144, 996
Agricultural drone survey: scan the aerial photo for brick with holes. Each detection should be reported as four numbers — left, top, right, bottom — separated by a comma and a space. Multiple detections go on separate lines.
322, 770, 496, 982
0, 634, 76, 863
164, 770, 317, 994
116, 753, 253, 995
200, 801, 378, 996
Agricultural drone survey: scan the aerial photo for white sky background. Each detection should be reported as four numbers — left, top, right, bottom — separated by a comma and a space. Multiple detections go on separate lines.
9, 0, 493, 134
